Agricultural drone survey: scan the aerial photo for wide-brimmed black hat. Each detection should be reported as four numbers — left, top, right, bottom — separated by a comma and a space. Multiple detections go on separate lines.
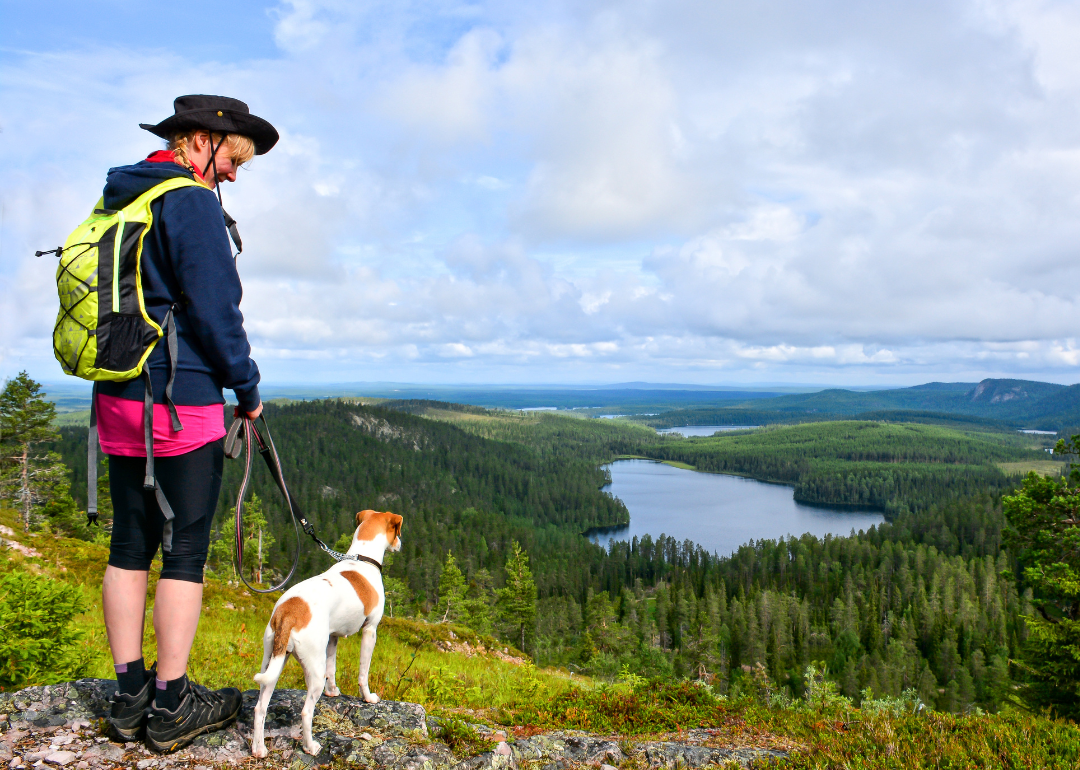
140, 95, 279, 155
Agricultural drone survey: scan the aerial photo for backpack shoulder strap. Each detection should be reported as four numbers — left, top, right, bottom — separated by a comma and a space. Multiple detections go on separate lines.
124, 176, 207, 213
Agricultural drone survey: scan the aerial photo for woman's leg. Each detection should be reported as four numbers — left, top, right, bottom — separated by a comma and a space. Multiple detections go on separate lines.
106, 455, 162, 666
154, 579, 205, 680
103, 568, 205, 680
102, 565, 149, 664
152, 440, 224, 680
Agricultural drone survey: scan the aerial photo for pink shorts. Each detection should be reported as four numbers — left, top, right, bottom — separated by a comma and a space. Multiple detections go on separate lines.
96, 393, 226, 457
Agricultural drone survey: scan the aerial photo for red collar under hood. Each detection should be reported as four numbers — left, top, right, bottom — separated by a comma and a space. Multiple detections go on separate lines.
145, 150, 205, 180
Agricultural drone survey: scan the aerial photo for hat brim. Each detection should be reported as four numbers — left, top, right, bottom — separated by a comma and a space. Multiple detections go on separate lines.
140, 109, 279, 155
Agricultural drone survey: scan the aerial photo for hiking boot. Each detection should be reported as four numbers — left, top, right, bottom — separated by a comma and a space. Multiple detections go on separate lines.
108, 664, 156, 742
145, 682, 242, 754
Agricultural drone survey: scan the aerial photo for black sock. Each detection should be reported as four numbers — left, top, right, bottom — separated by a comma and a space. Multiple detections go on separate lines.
156, 674, 188, 712
115, 658, 146, 696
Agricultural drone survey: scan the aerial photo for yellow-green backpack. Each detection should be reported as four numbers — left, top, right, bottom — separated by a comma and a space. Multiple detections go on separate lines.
51, 176, 204, 381
40, 175, 206, 543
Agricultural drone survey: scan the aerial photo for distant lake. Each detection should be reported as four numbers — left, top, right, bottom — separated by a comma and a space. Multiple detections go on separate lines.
590, 459, 885, 556
657, 425, 758, 437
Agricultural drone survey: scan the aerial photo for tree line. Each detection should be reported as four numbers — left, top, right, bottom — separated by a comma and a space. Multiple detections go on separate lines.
7, 377, 1072, 716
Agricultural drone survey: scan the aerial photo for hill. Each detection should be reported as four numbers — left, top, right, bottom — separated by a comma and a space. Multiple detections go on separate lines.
634, 378, 1080, 432
636, 420, 1051, 514
3, 516, 1080, 769
31, 399, 1056, 718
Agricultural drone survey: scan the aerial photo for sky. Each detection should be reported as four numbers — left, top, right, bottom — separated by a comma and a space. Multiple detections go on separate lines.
2, 0, 1080, 388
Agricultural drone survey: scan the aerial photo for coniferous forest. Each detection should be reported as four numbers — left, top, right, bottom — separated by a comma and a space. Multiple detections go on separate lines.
41, 396, 1061, 715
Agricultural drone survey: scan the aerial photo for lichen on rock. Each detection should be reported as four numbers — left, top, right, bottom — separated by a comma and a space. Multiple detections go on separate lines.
0, 680, 787, 768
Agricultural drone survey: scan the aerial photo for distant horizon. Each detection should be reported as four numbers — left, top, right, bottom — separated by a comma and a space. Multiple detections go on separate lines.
26, 373, 1080, 407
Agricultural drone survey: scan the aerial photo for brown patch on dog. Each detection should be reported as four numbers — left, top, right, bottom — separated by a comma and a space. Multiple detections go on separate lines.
355, 509, 376, 528
355, 510, 403, 547
270, 596, 311, 657
386, 513, 402, 548
340, 570, 378, 615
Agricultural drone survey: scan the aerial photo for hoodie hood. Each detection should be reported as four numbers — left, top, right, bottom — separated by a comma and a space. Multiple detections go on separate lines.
103, 160, 197, 210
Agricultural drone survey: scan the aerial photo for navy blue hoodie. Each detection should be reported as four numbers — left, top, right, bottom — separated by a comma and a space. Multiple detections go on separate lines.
96, 160, 261, 413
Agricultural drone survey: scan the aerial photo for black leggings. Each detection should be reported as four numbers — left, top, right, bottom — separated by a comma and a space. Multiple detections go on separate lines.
108, 440, 224, 583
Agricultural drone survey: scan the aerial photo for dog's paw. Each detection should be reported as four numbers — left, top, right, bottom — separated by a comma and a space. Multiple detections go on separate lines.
363, 692, 380, 704
324, 685, 340, 697
304, 740, 322, 756
251, 742, 268, 758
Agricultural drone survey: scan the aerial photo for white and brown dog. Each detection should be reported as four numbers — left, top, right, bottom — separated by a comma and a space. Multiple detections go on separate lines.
251, 509, 403, 758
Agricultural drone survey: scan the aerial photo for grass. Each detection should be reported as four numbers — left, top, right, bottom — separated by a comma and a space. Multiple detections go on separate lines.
0, 507, 570, 713
659, 460, 696, 470
505, 680, 1080, 769
998, 460, 1065, 477
53, 409, 91, 427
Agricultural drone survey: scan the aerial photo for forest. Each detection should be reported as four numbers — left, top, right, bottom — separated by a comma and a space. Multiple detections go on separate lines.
636, 421, 1049, 514
19, 389, 1067, 715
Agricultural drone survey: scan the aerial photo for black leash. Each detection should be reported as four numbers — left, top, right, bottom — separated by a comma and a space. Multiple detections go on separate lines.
224, 414, 381, 594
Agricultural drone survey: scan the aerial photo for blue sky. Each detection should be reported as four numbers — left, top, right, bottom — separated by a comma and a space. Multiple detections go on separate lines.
3, 0, 1080, 388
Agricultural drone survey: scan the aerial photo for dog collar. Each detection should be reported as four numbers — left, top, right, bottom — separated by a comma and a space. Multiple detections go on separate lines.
346, 554, 383, 572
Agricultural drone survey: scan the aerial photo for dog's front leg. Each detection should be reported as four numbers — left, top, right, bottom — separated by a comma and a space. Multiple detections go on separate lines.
324, 636, 341, 697
357, 624, 380, 703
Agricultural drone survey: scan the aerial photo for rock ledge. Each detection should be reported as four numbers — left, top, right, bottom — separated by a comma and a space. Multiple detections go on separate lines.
0, 680, 787, 768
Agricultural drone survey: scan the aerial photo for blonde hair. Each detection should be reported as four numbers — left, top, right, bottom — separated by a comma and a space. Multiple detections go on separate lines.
167, 130, 256, 176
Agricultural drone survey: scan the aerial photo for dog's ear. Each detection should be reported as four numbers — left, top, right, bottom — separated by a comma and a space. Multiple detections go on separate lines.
355, 510, 376, 527
387, 513, 402, 541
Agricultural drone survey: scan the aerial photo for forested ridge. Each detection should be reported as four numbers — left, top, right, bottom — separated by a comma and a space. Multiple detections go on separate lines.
638, 421, 1048, 515
41, 398, 1053, 715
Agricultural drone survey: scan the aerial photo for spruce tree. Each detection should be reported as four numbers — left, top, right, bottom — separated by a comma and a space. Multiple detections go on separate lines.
1002, 466, 1080, 717
0, 372, 64, 532
497, 541, 537, 653
211, 493, 274, 582
435, 551, 467, 623
463, 567, 495, 634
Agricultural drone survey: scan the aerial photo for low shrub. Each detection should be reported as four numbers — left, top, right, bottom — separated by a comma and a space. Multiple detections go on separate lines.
434, 716, 495, 758
0, 569, 89, 690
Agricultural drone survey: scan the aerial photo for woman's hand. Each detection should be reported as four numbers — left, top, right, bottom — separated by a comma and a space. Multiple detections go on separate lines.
235, 402, 263, 420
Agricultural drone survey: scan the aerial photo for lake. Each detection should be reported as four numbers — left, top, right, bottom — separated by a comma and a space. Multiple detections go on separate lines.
657, 425, 758, 437
590, 459, 885, 556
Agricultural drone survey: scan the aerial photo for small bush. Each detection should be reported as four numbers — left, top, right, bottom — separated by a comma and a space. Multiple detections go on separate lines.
435, 716, 495, 758
509, 679, 724, 735
0, 570, 89, 690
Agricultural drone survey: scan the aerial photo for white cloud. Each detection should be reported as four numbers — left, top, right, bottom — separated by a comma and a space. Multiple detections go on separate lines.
4, 0, 1080, 386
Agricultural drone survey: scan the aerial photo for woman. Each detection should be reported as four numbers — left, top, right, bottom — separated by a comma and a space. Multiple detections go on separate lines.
99, 95, 277, 753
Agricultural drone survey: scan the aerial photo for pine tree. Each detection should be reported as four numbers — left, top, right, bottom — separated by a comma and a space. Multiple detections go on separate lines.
1002, 468, 1080, 717
463, 567, 495, 634
0, 372, 64, 532
211, 493, 274, 582
497, 541, 537, 653
435, 551, 468, 623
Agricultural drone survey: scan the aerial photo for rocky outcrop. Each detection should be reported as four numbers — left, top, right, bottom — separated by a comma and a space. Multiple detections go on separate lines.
351, 413, 425, 451
0, 681, 787, 769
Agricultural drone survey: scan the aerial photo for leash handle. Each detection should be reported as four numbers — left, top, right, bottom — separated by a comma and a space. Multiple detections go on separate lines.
228, 414, 302, 594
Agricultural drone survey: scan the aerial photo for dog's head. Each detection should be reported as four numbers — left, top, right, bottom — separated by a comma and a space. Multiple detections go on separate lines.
354, 509, 403, 552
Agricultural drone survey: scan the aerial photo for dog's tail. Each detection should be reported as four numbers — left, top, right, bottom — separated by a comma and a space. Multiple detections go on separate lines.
254, 598, 305, 687
254, 623, 277, 687
254, 653, 287, 688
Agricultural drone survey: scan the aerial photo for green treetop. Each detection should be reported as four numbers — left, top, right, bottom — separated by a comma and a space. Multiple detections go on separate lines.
211, 493, 275, 583
1003, 442, 1080, 719
497, 540, 537, 654
435, 551, 468, 624
0, 372, 68, 532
